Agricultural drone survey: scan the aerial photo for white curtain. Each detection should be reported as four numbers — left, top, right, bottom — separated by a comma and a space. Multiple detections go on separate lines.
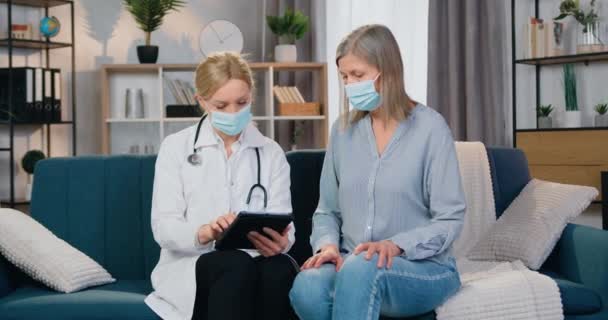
320, 0, 429, 127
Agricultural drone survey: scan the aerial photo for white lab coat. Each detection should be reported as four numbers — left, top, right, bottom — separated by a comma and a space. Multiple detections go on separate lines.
144, 119, 294, 320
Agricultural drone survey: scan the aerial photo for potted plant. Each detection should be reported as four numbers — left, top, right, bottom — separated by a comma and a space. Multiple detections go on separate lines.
537, 104, 554, 129
563, 63, 581, 128
595, 102, 608, 127
123, 0, 185, 64
266, 8, 309, 62
21, 150, 46, 201
555, 0, 602, 53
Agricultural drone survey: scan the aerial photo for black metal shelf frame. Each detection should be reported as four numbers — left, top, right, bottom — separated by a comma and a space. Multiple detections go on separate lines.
3, 0, 76, 208
512, 0, 607, 229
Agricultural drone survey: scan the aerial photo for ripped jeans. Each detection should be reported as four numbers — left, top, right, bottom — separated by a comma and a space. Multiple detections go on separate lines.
289, 253, 460, 320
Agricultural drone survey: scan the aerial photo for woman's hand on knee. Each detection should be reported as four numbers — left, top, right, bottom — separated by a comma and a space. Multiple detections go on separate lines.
354, 240, 403, 269
197, 212, 237, 245
247, 225, 290, 257
302, 245, 344, 271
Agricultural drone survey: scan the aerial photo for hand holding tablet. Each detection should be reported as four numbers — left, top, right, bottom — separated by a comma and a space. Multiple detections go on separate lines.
214, 212, 293, 250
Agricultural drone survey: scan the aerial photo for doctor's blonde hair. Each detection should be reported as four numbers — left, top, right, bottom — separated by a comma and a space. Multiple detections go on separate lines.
336, 24, 413, 127
194, 52, 255, 99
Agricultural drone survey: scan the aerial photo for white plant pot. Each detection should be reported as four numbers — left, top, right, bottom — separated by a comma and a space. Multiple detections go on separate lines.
25, 178, 33, 201
595, 114, 608, 127
538, 117, 552, 129
563, 110, 582, 128
274, 44, 297, 62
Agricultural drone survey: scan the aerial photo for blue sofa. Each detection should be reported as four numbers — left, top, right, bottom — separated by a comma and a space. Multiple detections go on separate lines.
0, 147, 606, 320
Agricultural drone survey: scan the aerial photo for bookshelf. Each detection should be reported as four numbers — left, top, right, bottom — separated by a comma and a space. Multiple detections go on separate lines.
1, 0, 76, 208
511, 0, 608, 227
100, 63, 328, 154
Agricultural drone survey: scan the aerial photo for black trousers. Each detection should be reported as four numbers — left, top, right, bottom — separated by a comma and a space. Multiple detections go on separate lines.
191, 250, 298, 320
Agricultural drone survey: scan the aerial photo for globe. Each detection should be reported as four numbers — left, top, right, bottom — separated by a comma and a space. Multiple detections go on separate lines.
40, 16, 61, 38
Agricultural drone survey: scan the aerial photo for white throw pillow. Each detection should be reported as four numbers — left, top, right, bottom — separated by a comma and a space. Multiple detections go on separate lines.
467, 179, 598, 270
0, 208, 115, 293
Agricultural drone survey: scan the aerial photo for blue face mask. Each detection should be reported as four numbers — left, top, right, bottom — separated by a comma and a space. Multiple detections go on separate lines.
210, 104, 252, 136
344, 74, 381, 111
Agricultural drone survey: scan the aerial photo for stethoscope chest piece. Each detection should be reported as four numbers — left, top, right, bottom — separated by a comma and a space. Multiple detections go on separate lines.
188, 153, 202, 166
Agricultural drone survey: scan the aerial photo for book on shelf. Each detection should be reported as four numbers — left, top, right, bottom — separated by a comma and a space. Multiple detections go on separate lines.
163, 77, 197, 105
273, 86, 307, 104
0, 67, 62, 123
523, 17, 566, 59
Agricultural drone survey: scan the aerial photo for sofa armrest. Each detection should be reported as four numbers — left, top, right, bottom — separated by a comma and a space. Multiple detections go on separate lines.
542, 223, 608, 300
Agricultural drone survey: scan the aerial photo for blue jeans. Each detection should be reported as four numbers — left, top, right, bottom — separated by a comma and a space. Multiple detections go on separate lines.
289, 253, 461, 320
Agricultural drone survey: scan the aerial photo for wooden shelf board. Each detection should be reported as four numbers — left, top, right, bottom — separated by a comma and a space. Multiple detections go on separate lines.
0, 38, 72, 49
515, 51, 608, 66
103, 62, 326, 72
1, 199, 30, 206
274, 115, 326, 120
0, 120, 73, 125
0, 0, 71, 8
517, 127, 608, 132
106, 118, 161, 123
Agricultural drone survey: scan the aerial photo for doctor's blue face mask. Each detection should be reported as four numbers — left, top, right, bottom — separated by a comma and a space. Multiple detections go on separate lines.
209, 104, 252, 136
344, 73, 381, 111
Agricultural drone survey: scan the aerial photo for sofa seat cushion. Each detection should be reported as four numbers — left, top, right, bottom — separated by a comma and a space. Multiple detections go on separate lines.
0, 280, 158, 320
542, 271, 603, 315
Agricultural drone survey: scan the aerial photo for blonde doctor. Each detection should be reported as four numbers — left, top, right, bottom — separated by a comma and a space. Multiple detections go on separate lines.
145, 52, 297, 320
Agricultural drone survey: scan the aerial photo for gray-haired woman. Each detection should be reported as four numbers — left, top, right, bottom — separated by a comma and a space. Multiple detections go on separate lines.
289, 24, 465, 319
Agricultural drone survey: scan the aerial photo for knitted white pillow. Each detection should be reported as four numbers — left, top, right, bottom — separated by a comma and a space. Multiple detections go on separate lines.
467, 179, 598, 270
0, 208, 115, 293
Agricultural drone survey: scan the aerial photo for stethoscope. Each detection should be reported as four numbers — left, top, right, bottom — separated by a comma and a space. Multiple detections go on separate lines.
187, 114, 267, 208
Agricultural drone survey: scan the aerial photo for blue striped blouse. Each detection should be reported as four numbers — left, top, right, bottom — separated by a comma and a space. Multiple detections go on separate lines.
311, 104, 466, 264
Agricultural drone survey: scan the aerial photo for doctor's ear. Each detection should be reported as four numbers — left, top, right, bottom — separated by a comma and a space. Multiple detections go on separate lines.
195, 94, 209, 111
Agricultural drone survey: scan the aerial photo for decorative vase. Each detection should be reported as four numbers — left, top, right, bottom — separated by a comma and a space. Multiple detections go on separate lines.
137, 45, 158, 64
24, 176, 33, 201
563, 110, 582, 128
538, 117, 553, 129
595, 114, 608, 127
577, 22, 604, 54
274, 44, 297, 62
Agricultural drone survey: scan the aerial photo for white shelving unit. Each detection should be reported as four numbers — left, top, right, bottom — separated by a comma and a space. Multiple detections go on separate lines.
100, 63, 328, 155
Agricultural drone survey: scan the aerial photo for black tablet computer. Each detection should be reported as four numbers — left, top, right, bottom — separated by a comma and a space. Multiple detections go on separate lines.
215, 212, 293, 250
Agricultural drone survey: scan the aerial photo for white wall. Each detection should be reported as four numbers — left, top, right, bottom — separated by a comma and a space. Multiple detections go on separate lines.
322, 0, 429, 127
0, 0, 267, 200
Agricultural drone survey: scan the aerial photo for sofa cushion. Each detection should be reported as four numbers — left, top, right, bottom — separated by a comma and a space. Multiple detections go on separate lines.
468, 179, 598, 270
0, 280, 158, 320
0, 208, 115, 293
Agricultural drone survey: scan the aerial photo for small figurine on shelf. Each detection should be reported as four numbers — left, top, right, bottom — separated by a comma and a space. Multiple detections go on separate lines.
21, 150, 46, 201
594, 103, 608, 127
537, 104, 554, 129
40, 16, 61, 38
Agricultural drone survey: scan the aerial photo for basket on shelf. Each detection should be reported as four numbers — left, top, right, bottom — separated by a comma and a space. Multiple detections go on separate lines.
273, 85, 321, 116
277, 102, 320, 116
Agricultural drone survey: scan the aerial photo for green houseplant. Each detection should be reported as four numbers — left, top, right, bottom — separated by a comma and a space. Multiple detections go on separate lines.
595, 102, 608, 127
21, 150, 46, 201
123, 0, 185, 63
563, 64, 581, 127
266, 8, 309, 62
537, 104, 554, 129
555, 0, 603, 53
